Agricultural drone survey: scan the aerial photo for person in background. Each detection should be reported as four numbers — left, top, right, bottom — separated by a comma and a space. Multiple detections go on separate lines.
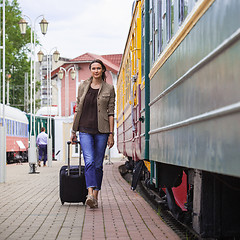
36, 127, 48, 167
71, 59, 115, 208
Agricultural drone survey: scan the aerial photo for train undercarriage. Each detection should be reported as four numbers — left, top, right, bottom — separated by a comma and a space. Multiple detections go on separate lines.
125, 158, 240, 239
7, 151, 28, 164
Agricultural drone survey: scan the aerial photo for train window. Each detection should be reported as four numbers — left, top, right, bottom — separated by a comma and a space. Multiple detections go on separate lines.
179, 0, 189, 24
13, 121, 15, 136
22, 123, 24, 137
152, 0, 156, 63
149, 1, 153, 66
17, 122, 19, 136
157, 0, 163, 55
7, 120, 10, 135
13, 121, 15, 135
126, 58, 131, 102
8, 120, 10, 135
10, 120, 13, 136
166, 0, 174, 42
12, 120, 14, 136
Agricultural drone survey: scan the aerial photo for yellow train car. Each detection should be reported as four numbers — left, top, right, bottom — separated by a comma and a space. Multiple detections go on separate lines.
117, 0, 142, 161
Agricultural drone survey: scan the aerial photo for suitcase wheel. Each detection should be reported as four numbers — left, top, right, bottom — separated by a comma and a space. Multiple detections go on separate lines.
61, 201, 64, 205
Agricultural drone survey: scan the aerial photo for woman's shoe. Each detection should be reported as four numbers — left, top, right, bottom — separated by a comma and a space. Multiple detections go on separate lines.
38, 161, 41, 167
94, 200, 98, 208
86, 195, 95, 208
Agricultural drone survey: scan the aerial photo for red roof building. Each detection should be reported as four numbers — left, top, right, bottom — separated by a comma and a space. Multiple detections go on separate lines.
51, 52, 122, 117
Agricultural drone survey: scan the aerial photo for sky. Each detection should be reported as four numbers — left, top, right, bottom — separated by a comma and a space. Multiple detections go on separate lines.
17, 0, 134, 59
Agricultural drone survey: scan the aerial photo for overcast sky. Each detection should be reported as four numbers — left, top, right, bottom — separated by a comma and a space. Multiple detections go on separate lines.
17, 0, 134, 59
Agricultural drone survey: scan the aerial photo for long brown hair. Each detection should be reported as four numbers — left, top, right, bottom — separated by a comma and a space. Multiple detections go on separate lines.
89, 59, 107, 81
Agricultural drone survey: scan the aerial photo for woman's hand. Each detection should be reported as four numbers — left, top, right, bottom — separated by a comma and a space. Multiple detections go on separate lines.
107, 134, 114, 149
71, 132, 77, 144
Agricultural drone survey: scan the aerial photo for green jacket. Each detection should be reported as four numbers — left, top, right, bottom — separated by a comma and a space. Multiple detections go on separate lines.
72, 78, 115, 133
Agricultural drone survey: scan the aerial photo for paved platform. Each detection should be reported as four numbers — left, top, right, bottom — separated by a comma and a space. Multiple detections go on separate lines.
0, 159, 179, 240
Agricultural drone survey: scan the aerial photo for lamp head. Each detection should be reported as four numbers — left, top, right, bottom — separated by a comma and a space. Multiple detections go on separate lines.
53, 50, 60, 63
40, 17, 48, 35
58, 69, 64, 80
18, 18, 28, 35
37, 50, 44, 63
70, 69, 76, 80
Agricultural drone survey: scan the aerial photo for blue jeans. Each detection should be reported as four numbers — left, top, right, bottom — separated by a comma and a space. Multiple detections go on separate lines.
79, 132, 108, 190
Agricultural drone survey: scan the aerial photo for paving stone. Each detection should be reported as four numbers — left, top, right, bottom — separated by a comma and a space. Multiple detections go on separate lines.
0, 158, 179, 240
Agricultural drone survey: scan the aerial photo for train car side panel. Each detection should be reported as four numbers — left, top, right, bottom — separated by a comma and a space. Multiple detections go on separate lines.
117, 1, 142, 161
149, 0, 240, 178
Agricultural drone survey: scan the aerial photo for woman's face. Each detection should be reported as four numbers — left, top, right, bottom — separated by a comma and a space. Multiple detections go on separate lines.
90, 62, 104, 79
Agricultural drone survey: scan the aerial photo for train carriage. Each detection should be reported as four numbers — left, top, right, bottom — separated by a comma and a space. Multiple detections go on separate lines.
0, 104, 55, 163
0, 104, 28, 163
117, 0, 240, 238
117, 0, 142, 162
146, 0, 240, 237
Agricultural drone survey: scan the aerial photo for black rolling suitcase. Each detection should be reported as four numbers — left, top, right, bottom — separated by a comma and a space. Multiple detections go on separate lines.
59, 141, 88, 205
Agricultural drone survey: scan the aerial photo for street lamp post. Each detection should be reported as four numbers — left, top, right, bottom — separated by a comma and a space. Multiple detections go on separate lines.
58, 67, 76, 117
38, 48, 60, 167
19, 15, 48, 173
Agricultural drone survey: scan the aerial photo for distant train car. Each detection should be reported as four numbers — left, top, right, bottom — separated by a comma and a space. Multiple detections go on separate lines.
117, 0, 142, 162
0, 104, 28, 163
117, 0, 240, 238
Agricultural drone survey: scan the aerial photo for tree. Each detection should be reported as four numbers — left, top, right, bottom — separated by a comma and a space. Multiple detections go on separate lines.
1, 0, 40, 111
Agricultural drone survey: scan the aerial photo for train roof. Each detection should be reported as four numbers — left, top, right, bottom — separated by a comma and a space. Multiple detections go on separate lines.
36, 106, 58, 116
0, 104, 28, 124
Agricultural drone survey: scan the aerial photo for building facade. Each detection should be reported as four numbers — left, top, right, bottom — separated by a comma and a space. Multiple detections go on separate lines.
36, 55, 70, 110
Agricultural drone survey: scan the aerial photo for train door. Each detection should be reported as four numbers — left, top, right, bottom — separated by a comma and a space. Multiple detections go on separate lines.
130, 74, 143, 161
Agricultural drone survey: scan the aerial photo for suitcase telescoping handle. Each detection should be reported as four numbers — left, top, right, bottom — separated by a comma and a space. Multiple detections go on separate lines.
67, 141, 82, 176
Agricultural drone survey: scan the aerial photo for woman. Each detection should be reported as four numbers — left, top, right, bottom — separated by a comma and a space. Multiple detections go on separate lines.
71, 59, 115, 208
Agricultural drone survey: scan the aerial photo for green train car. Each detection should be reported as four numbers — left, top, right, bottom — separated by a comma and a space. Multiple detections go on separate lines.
118, 0, 240, 238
